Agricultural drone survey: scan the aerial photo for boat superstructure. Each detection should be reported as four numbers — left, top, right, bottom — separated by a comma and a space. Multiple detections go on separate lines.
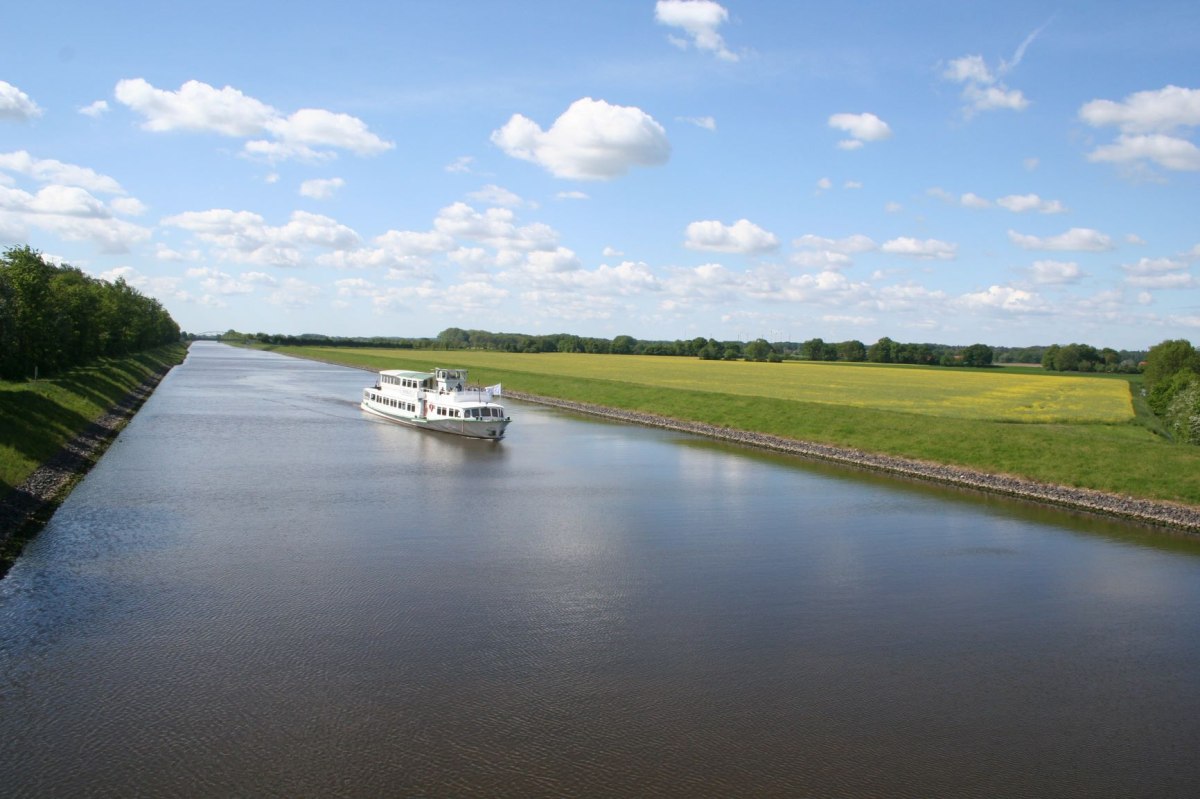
362, 367, 510, 439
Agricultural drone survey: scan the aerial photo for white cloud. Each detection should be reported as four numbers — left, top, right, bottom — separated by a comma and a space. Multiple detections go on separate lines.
1121, 256, 1194, 288
0, 81, 42, 120
299, 177, 345, 200
684, 218, 779, 254
792, 234, 877, 269
996, 193, 1067, 213
1008, 227, 1114, 251
0, 183, 150, 252
114, 78, 392, 161
1079, 85, 1200, 134
1085, 134, 1200, 172
828, 112, 892, 149
162, 208, 361, 266
266, 277, 322, 308
468, 184, 527, 207
491, 97, 670, 180
678, 115, 717, 130
79, 100, 109, 118
1080, 86, 1200, 172
0, 150, 125, 194
654, 0, 738, 62
815, 177, 832, 191
116, 78, 276, 136
793, 233, 877, 254
1029, 259, 1084, 284
941, 47, 1031, 117
960, 192, 992, 209
445, 156, 474, 174
880, 237, 957, 259
556, 190, 589, 201
958, 285, 1049, 313
962, 84, 1029, 113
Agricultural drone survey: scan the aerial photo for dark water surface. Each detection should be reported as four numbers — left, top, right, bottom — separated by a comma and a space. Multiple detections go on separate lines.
3, 342, 1199, 797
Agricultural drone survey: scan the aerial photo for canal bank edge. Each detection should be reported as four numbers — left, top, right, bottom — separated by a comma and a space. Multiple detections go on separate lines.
500, 390, 1200, 535
0, 358, 181, 576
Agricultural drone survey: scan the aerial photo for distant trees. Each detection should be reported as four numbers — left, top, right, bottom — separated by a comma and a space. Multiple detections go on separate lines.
0, 246, 180, 380
1041, 343, 1142, 373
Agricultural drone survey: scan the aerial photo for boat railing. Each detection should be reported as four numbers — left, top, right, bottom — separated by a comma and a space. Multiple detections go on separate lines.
444, 388, 498, 403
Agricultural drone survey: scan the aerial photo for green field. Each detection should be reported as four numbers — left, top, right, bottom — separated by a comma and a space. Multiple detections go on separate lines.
263, 345, 1200, 506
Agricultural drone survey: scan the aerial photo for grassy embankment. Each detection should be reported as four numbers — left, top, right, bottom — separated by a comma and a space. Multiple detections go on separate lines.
263, 345, 1200, 506
0, 344, 188, 500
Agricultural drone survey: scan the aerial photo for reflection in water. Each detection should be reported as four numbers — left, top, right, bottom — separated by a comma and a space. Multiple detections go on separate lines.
1, 342, 1199, 797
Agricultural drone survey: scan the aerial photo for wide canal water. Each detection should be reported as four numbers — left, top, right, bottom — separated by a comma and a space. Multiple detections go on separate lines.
2, 342, 1199, 797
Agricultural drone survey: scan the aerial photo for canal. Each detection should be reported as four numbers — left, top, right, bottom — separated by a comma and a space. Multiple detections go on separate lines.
2, 341, 1198, 796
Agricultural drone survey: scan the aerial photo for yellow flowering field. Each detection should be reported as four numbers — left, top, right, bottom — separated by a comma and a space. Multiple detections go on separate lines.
309, 349, 1133, 424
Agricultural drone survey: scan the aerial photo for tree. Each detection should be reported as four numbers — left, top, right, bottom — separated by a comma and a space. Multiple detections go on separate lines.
961, 343, 994, 368
801, 338, 827, 361
610, 334, 638, 354
1143, 339, 1199, 391
837, 340, 867, 362
744, 338, 774, 361
868, 337, 898, 363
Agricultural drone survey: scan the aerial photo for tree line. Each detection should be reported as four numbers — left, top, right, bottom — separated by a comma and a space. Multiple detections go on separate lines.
0, 246, 181, 381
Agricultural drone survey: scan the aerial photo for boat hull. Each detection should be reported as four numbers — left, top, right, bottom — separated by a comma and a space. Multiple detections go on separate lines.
361, 400, 509, 440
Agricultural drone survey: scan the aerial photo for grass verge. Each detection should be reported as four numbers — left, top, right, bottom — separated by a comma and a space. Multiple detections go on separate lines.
0, 344, 188, 571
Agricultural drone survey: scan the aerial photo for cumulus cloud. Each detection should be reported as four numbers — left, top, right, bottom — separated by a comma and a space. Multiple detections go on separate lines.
929, 186, 1066, 213
0, 150, 125, 194
1080, 85, 1200, 134
684, 218, 779, 254
791, 233, 876, 270
0, 81, 42, 121
0, 183, 150, 252
299, 177, 345, 200
1121, 256, 1195, 288
114, 78, 393, 161
491, 97, 670, 180
1029, 259, 1084, 284
880, 237, 957, 259
1086, 134, 1200, 172
1080, 86, 1200, 172
654, 0, 738, 62
1008, 227, 1114, 251
828, 112, 892, 149
79, 100, 109, 118
468, 184, 527, 208
996, 193, 1067, 213
162, 208, 361, 266
957, 285, 1049, 313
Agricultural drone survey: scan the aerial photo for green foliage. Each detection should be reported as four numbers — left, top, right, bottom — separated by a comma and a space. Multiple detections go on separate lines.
744, 338, 774, 361
1142, 339, 1199, 390
0, 246, 180, 380
1163, 377, 1200, 444
960, 343, 994, 368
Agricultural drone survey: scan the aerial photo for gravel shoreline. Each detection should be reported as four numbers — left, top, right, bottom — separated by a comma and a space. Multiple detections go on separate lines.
502, 389, 1200, 534
0, 364, 175, 569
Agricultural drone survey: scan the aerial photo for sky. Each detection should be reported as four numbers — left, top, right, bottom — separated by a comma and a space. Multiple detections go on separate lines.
1, 1, 1198, 349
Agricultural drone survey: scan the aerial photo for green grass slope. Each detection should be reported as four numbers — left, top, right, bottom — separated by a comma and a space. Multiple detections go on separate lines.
0, 344, 188, 498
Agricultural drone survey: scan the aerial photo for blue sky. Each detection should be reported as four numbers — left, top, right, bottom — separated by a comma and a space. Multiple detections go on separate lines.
1, 1, 1197, 348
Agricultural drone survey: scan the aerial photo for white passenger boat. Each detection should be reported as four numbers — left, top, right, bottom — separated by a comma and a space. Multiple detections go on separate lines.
362, 367, 510, 440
